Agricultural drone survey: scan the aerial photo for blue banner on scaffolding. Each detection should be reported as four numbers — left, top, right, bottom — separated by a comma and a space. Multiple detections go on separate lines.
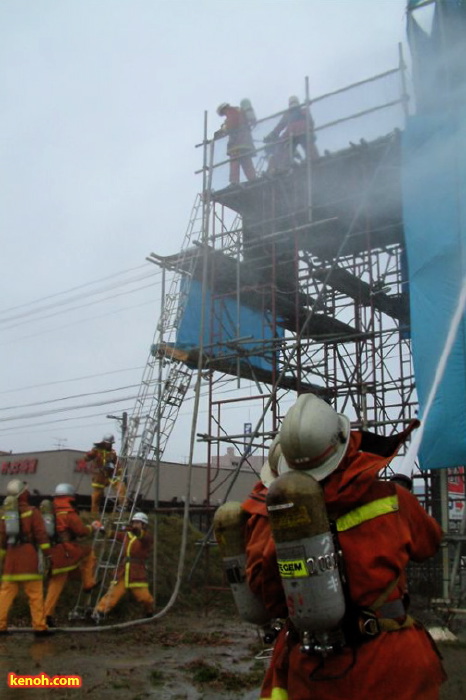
176, 278, 283, 374
401, 112, 466, 470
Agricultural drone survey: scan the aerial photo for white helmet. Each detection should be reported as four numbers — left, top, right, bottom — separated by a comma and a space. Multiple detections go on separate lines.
102, 434, 115, 444
260, 434, 282, 488
288, 95, 300, 108
279, 394, 350, 482
131, 512, 149, 526
217, 102, 230, 116
54, 483, 75, 497
6, 479, 28, 497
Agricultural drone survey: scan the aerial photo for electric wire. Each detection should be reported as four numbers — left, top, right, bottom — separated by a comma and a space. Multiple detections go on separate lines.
1, 278, 161, 332
0, 263, 160, 317
0, 365, 146, 395
0, 297, 159, 347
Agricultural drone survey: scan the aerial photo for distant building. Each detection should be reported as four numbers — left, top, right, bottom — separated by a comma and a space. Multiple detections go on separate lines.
0, 448, 258, 507
208, 446, 264, 472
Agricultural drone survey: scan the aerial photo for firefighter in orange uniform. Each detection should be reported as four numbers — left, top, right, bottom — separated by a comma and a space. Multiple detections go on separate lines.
215, 102, 257, 184
84, 433, 126, 515
264, 95, 319, 173
93, 512, 154, 620
43, 483, 101, 627
0, 480, 51, 635
247, 394, 447, 700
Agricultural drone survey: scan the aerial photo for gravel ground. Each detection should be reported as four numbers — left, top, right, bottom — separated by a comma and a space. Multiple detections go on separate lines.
1, 611, 465, 699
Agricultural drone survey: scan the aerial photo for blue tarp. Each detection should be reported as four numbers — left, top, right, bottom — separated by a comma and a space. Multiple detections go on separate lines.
401, 113, 466, 470
176, 278, 283, 373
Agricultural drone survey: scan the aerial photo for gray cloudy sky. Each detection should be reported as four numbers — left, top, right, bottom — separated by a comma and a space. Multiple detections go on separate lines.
1, 0, 409, 459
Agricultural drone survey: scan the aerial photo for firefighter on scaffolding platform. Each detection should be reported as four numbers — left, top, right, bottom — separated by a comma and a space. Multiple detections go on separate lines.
214, 102, 257, 185
264, 95, 319, 175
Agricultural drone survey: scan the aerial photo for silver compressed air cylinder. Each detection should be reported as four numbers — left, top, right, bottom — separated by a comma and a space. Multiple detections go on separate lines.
213, 501, 271, 626
266, 470, 346, 635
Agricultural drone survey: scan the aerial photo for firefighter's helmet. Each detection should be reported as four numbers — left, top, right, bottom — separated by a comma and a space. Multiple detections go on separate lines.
54, 483, 76, 497
217, 102, 230, 116
288, 95, 300, 108
279, 394, 350, 482
131, 512, 149, 526
102, 434, 115, 444
260, 434, 282, 488
6, 479, 28, 497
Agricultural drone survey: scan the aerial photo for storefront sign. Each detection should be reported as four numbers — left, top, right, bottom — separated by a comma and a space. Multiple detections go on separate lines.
1, 459, 38, 475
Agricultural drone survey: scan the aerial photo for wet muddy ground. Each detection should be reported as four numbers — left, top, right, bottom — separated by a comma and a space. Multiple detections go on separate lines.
1, 612, 465, 699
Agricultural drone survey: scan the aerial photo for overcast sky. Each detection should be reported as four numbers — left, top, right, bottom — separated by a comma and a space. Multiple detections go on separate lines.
0, 0, 410, 460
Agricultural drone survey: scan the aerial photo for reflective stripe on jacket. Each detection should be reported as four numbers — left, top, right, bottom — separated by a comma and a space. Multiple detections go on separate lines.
49, 497, 93, 575
113, 530, 152, 589
0, 495, 50, 581
249, 430, 446, 700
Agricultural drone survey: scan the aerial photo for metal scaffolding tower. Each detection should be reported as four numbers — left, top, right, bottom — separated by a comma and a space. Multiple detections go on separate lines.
193, 56, 415, 507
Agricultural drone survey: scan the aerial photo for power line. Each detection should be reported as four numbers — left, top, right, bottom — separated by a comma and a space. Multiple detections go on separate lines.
1, 278, 161, 332
0, 263, 157, 317
0, 393, 141, 424
0, 365, 146, 395
0, 380, 268, 434
0, 297, 158, 347
0, 383, 143, 412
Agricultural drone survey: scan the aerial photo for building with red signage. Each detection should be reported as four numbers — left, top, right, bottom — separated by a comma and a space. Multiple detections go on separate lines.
0, 449, 258, 509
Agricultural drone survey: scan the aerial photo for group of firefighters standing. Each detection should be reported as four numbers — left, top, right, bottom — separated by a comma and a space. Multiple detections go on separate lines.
0, 434, 154, 634
215, 95, 319, 185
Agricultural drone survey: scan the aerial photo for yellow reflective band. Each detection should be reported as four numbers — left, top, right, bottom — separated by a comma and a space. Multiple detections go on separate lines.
336, 495, 399, 532
260, 689, 289, 700
277, 559, 308, 578
20, 511, 33, 518
124, 533, 136, 588
1, 574, 43, 582
127, 582, 149, 589
40, 543, 51, 550
52, 564, 79, 575
91, 483, 106, 489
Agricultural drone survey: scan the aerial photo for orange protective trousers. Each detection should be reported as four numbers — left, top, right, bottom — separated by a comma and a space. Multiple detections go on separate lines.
0, 580, 47, 631
91, 481, 127, 515
95, 578, 154, 615
44, 550, 97, 617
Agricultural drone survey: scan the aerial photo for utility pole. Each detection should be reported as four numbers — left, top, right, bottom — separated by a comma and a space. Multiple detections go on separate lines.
106, 412, 128, 450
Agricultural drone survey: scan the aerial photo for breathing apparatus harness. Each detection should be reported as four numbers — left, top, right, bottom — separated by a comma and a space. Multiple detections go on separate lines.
2, 497, 37, 546
267, 470, 413, 660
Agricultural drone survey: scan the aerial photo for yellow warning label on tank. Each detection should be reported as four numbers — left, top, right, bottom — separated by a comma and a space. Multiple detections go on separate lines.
277, 559, 308, 578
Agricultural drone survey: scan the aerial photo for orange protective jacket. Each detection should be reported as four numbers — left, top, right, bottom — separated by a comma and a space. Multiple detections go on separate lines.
248, 429, 447, 700
0, 492, 51, 581
113, 530, 152, 588
49, 496, 93, 575
84, 445, 119, 489
219, 106, 256, 158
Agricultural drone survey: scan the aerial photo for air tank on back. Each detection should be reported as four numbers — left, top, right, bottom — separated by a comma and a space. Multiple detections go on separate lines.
266, 470, 346, 652
40, 499, 56, 539
213, 501, 271, 626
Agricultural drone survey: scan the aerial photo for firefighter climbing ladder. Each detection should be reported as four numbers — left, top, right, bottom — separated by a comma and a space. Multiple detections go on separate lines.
70, 192, 213, 620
